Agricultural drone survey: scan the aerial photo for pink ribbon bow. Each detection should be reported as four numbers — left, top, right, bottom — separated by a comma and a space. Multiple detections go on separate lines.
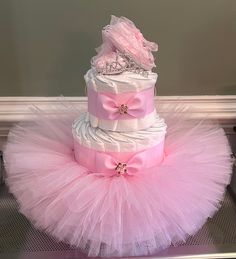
74, 140, 165, 177
95, 151, 147, 176
99, 93, 146, 120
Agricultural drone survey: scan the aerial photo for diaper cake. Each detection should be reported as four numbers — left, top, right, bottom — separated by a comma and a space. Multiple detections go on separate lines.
4, 16, 232, 257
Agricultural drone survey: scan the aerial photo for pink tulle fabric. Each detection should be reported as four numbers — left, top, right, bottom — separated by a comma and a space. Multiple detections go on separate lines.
92, 15, 158, 71
4, 105, 232, 257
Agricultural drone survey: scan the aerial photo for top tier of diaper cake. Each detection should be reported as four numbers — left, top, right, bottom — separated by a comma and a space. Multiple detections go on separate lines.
85, 15, 159, 132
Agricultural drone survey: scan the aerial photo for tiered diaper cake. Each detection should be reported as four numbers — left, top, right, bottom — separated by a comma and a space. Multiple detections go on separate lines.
4, 16, 232, 257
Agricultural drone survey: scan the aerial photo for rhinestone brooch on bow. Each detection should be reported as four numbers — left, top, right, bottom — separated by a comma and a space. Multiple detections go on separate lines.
115, 162, 127, 176
118, 104, 128, 114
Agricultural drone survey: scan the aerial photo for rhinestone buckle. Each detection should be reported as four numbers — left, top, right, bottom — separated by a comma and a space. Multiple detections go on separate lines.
115, 162, 127, 176
118, 104, 128, 114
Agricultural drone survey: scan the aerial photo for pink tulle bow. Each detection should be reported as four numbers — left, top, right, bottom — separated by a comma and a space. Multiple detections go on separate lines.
99, 93, 145, 120
92, 15, 158, 71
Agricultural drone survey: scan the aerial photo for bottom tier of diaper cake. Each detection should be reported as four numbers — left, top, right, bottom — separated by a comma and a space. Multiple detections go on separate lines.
72, 112, 167, 177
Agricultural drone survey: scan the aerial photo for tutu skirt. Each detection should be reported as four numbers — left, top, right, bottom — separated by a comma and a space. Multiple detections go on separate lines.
3, 105, 232, 257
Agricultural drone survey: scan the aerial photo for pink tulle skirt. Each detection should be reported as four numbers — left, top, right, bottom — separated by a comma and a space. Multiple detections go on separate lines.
3, 105, 232, 257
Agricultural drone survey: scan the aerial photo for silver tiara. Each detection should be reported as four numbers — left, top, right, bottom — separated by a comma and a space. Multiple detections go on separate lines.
94, 51, 149, 77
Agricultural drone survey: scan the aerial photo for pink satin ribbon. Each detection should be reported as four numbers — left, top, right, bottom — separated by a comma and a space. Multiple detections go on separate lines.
87, 87, 155, 120
74, 140, 164, 177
